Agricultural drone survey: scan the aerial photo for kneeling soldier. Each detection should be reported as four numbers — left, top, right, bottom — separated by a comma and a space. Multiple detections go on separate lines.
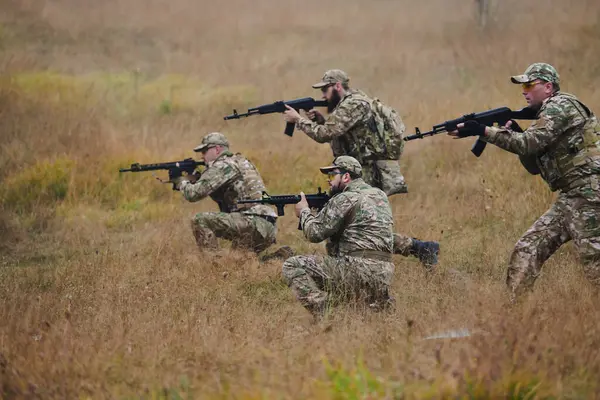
172, 132, 280, 254
282, 156, 395, 317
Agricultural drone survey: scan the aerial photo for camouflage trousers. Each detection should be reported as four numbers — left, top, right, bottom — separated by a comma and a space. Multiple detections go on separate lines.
508, 191, 600, 298
282, 254, 394, 315
191, 212, 277, 253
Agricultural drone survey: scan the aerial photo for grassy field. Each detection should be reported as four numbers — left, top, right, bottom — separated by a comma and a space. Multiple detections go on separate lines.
1, 0, 600, 398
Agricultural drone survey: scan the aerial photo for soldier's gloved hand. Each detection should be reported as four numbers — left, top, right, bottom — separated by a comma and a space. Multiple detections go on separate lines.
456, 120, 487, 138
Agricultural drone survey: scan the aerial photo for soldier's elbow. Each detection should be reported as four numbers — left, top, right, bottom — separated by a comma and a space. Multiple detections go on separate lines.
305, 232, 325, 243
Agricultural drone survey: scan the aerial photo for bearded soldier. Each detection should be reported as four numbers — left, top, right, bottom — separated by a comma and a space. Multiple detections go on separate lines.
450, 63, 600, 300
172, 132, 291, 259
282, 69, 439, 268
282, 156, 395, 317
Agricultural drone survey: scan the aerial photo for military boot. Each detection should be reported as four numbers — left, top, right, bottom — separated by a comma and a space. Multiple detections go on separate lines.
410, 239, 440, 270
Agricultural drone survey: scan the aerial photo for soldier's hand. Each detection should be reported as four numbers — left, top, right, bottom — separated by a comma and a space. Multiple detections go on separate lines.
295, 192, 309, 218
283, 105, 301, 123
306, 109, 325, 124
170, 176, 188, 191
504, 119, 524, 133
448, 121, 488, 139
188, 171, 201, 183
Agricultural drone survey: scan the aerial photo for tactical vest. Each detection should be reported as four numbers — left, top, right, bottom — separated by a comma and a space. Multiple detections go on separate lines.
536, 94, 600, 191
209, 152, 275, 217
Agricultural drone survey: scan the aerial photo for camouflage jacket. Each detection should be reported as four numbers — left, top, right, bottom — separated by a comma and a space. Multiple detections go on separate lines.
296, 89, 387, 164
177, 151, 277, 218
299, 179, 394, 257
484, 92, 600, 193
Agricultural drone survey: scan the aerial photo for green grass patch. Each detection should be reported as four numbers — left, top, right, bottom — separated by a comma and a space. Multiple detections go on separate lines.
238, 277, 290, 308
1, 157, 74, 214
9, 71, 257, 120
319, 358, 403, 399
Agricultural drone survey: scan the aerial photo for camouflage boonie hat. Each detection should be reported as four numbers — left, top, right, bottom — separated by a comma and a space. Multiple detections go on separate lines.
319, 156, 362, 176
193, 132, 229, 152
510, 63, 560, 85
312, 69, 350, 89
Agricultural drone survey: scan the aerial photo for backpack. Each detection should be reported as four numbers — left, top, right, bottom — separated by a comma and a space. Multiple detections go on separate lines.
370, 98, 405, 160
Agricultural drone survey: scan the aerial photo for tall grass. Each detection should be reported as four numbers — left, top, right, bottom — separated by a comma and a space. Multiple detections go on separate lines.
1, 0, 599, 398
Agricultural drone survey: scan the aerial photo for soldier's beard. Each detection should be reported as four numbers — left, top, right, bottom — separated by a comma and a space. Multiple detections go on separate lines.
327, 89, 342, 113
329, 182, 345, 197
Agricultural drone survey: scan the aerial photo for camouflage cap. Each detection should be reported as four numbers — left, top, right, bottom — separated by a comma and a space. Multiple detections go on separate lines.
312, 69, 350, 89
193, 132, 229, 152
510, 63, 560, 85
319, 156, 362, 176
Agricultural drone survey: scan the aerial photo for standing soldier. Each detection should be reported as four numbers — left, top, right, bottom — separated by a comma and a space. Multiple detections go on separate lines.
282, 70, 439, 268
171, 132, 291, 259
450, 63, 600, 300
282, 156, 395, 317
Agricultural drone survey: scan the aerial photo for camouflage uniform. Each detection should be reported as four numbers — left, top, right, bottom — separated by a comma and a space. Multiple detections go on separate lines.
483, 63, 600, 297
282, 156, 395, 315
176, 133, 277, 253
296, 70, 417, 257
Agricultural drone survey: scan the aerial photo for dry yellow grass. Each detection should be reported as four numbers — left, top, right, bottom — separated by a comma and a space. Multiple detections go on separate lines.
1, 0, 600, 398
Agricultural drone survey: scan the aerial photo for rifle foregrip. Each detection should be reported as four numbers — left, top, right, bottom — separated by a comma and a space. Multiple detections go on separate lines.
471, 138, 487, 157
284, 122, 295, 137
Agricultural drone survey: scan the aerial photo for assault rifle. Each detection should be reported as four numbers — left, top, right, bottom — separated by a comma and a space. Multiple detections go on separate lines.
224, 97, 327, 137
404, 106, 538, 157
119, 158, 205, 188
238, 188, 330, 230
238, 188, 330, 216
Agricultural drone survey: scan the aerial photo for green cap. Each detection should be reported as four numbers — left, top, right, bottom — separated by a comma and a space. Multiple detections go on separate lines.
193, 132, 229, 152
510, 63, 560, 85
312, 69, 350, 89
319, 156, 362, 176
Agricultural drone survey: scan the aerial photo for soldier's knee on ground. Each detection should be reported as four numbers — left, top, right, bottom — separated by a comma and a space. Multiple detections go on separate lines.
190, 217, 218, 249
282, 256, 307, 285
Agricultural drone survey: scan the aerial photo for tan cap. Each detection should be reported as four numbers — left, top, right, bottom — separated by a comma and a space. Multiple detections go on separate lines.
510, 63, 560, 85
319, 156, 362, 176
312, 69, 350, 89
193, 132, 229, 152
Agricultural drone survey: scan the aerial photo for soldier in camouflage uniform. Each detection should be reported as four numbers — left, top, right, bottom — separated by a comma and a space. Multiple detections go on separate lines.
172, 132, 281, 255
451, 63, 600, 299
283, 69, 439, 268
282, 156, 395, 317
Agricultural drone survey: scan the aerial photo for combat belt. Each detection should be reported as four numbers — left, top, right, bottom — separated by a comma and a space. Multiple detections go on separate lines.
347, 250, 393, 262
